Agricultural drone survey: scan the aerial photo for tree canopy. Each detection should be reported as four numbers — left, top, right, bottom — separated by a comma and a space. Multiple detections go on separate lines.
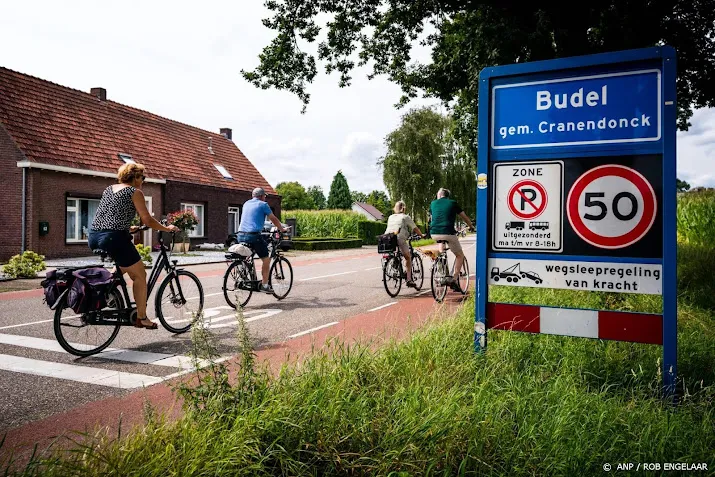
380, 106, 475, 222
307, 185, 327, 209
366, 190, 392, 218
275, 181, 316, 210
327, 170, 353, 209
676, 178, 691, 193
380, 107, 448, 223
244, 1, 715, 135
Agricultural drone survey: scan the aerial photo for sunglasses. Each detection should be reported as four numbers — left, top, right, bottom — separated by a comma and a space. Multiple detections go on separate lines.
138, 175, 146, 182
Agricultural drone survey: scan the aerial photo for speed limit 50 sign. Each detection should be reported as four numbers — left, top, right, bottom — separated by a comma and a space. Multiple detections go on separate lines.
567, 164, 657, 249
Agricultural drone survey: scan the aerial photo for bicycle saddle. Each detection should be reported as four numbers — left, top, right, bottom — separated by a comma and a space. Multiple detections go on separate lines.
92, 249, 110, 261
436, 240, 449, 244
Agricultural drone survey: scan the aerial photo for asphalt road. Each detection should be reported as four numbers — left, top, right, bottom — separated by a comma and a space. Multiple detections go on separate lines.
0, 237, 476, 432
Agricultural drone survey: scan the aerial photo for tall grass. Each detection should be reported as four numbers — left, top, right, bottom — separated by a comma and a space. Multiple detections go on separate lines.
677, 190, 715, 245
282, 210, 362, 238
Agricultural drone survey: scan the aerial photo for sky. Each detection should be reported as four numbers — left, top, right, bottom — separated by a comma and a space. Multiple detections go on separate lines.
1, 0, 713, 193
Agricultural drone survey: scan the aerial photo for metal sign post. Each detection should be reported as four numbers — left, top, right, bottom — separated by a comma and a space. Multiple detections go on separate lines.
474, 47, 677, 400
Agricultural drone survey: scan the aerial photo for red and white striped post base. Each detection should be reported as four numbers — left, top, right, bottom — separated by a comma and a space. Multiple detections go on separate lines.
487, 303, 663, 345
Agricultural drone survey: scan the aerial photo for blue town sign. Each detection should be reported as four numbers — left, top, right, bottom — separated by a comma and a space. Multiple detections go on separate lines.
492, 70, 661, 149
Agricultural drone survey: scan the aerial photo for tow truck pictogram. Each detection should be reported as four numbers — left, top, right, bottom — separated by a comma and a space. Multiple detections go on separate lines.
490, 263, 543, 284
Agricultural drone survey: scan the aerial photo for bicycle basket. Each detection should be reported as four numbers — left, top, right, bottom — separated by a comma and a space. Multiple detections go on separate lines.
377, 233, 397, 253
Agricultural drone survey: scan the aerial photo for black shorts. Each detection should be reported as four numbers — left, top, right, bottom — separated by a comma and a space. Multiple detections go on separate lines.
88, 230, 142, 268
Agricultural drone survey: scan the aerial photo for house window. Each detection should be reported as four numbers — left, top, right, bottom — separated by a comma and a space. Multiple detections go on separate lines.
118, 153, 135, 164
181, 203, 205, 237
228, 207, 240, 234
66, 198, 100, 242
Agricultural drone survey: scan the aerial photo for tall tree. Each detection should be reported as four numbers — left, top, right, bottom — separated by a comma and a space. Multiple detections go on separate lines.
676, 178, 691, 193
351, 191, 368, 203
327, 170, 353, 209
441, 120, 477, 219
243, 2, 715, 144
307, 185, 327, 209
275, 181, 316, 210
366, 190, 392, 218
379, 107, 448, 223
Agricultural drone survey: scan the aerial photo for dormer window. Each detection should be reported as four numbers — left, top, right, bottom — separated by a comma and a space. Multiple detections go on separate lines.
214, 164, 233, 180
118, 153, 135, 164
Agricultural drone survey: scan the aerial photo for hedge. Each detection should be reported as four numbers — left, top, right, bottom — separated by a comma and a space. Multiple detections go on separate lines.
293, 238, 364, 251
358, 221, 386, 245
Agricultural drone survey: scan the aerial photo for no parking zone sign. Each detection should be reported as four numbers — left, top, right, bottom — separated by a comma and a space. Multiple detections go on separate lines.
475, 47, 678, 398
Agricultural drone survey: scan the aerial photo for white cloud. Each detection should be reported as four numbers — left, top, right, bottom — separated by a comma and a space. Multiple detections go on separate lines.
677, 108, 715, 187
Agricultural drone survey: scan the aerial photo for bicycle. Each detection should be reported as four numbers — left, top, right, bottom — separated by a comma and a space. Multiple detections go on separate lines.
53, 225, 205, 357
222, 227, 294, 308
430, 239, 470, 303
381, 235, 425, 297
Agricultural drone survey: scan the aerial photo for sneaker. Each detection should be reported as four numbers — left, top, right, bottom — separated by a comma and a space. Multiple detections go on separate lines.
448, 280, 462, 292
406, 280, 416, 288
260, 283, 274, 294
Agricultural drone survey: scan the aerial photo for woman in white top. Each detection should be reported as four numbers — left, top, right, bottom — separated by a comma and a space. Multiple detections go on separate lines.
384, 201, 423, 288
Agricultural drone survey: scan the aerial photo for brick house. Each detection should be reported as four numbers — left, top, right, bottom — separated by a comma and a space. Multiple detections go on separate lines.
0, 67, 280, 261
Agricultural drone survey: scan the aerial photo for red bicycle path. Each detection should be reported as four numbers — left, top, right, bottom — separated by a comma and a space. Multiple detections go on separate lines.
1, 283, 470, 465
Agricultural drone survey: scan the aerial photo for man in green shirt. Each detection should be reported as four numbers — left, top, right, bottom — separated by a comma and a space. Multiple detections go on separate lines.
429, 188, 475, 290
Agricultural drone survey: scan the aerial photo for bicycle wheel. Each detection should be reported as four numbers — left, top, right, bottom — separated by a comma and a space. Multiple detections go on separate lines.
270, 256, 293, 300
54, 288, 122, 357
411, 253, 424, 291
430, 256, 449, 303
382, 255, 402, 297
156, 270, 204, 334
223, 260, 254, 309
458, 258, 470, 294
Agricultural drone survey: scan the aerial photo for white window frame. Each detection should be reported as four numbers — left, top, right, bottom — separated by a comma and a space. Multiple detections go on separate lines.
228, 206, 240, 234
181, 203, 205, 238
66, 197, 101, 243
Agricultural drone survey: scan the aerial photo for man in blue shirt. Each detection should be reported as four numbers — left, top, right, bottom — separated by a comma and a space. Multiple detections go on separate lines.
237, 187, 287, 293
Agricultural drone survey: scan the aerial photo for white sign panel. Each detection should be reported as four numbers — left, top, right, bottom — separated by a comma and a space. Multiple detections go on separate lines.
493, 161, 563, 252
488, 258, 662, 295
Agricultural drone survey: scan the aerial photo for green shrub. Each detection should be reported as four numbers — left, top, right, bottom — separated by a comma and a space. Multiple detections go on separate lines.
2, 250, 46, 278
677, 190, 715, 245
358, 220, 387, 245
282, 209, 362, 238
135, 244, 153, 264
293, 238, 363, 251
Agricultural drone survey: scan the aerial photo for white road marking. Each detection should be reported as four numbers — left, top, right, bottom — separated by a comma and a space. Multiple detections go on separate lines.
299, 271, 357, 282
0, 333, 207, 368
188, 292, 222, 301
417, 290, 432, 296
164, 307, 283, 330
364, 267, 381, 271
0, 315, 79, 331
287, 322, 339, 339
368, 302, 398, 312
0, 354, 164, 389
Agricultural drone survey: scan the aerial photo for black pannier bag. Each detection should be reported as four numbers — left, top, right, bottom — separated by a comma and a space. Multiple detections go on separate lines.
377, 233, 397, 253
41, 268, 75, 310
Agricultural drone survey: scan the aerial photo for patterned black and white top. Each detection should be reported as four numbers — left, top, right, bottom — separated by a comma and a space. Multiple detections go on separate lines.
91, 186, 137, 231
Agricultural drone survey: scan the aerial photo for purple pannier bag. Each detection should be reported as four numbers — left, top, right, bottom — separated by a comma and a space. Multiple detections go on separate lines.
41, 269, 74, 310
67, 268, 114, 314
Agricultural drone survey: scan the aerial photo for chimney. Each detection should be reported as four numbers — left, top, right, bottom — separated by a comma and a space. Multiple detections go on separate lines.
220, 128, 232, 140
91, 87, 107, 101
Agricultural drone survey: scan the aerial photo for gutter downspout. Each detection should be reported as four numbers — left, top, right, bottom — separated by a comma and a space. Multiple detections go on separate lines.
21, 167, 26, 253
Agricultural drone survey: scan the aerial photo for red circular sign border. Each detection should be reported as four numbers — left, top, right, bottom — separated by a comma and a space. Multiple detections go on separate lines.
508, 179, 548, 220
567, 165, 657, 249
